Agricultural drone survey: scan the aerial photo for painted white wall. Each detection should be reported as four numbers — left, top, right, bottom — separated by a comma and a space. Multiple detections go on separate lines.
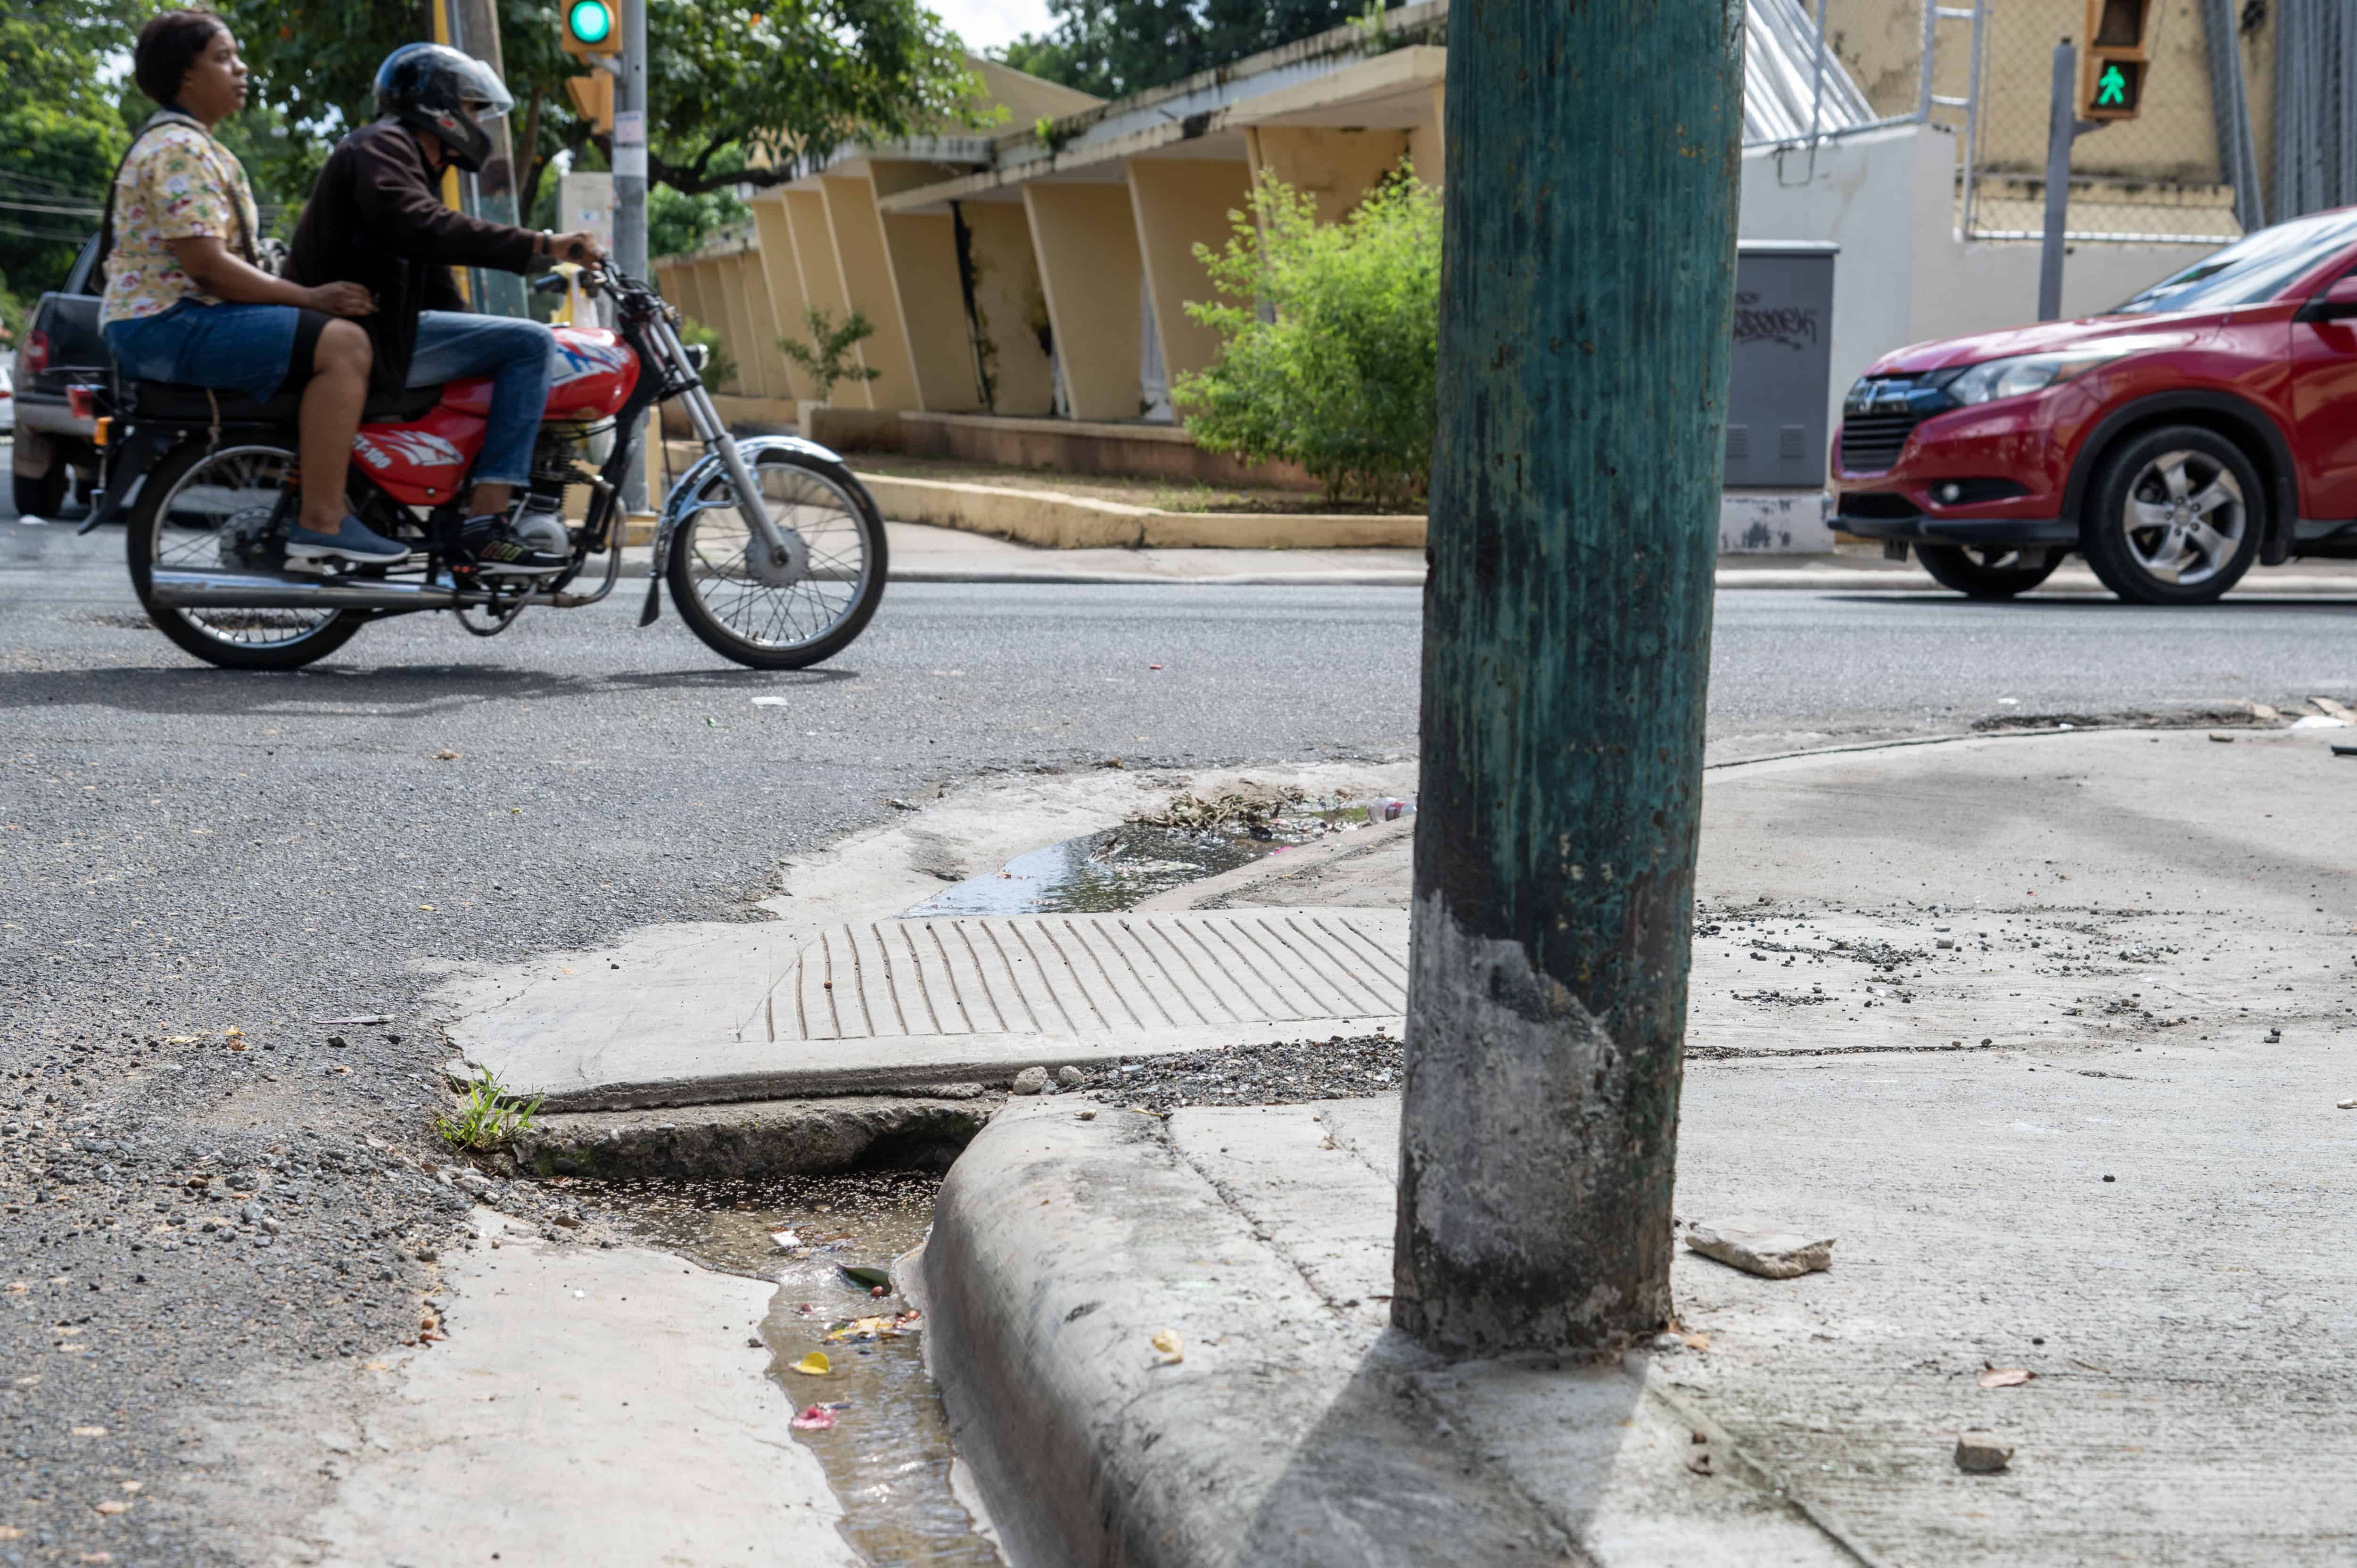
1738, 123, 2213, 450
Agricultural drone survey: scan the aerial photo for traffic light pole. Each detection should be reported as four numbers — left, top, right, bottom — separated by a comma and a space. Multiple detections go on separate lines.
614, 0, 650, 514
1393, 0, 1741, 1356
450, 0, 527, 317
2038, 39, 2106, 322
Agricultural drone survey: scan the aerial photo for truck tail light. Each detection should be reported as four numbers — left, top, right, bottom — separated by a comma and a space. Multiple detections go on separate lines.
66, 384, 101, 421
23, 329, 48, 375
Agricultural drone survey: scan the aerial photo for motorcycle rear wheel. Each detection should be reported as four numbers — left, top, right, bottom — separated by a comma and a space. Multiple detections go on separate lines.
127, 438, 367, 670
665, 446, 887, 670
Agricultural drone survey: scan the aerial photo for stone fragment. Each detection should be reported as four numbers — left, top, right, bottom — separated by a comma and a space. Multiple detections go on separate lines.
1011, 1067, 1050, 1096
1683, 1223, 1834, 1279
1954, 1430, 2013, 1473
1056, 1066, 1084, 1087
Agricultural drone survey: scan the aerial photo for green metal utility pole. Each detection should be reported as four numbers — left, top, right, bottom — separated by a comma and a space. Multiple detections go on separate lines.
1393, 0, 1745, 1356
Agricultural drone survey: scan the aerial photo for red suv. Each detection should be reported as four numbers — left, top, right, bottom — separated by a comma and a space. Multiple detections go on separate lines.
1832, 207, 2357, 603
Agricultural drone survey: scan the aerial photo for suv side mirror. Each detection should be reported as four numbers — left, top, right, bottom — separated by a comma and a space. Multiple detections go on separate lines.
2297, 273, 2357, 323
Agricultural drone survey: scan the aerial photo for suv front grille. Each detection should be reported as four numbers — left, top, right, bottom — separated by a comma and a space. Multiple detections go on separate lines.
1837, 413, 1925, 475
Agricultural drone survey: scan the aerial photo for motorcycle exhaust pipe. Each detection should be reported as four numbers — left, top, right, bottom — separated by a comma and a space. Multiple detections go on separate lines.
147, 568, 460, 611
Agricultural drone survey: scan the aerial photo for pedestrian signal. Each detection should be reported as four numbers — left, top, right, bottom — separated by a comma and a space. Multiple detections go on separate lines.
2080, 0, 2150, 122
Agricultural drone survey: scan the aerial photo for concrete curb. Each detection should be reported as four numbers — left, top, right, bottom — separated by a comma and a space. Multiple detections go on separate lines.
916, 1100, 1581, 1567
856, 471, 1429, 550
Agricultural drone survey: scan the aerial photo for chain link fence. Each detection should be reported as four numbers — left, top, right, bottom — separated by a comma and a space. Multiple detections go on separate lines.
1811, 0, 2253, 248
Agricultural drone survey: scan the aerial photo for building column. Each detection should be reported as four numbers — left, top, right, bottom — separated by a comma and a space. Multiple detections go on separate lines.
782, 189, 871, 410
750, 196, 808, 402
873, 160, 987, 413
1126, 157, 1253, 391
1244, 125, 1413, 221
957, 198, 1056, 416
1022, 181, 1146, 422
820, 174, 923, 412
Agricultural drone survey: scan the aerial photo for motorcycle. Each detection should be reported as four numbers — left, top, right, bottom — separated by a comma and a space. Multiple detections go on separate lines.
71, 267, 885, 671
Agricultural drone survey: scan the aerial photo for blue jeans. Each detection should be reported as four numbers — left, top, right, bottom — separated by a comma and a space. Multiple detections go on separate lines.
408, 312, 557, 491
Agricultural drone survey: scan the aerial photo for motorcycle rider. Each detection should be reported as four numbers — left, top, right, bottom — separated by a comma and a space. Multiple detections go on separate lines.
285, 43, 606, 576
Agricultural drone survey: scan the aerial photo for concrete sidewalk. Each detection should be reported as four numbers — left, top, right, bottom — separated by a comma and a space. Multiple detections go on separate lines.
915, 726, 2357, 1566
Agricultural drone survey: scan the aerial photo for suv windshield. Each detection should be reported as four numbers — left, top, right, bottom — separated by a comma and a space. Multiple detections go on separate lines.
2113, 208, 2357, 315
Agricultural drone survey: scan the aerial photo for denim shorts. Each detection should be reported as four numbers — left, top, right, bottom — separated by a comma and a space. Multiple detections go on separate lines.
104, 298, 302, 401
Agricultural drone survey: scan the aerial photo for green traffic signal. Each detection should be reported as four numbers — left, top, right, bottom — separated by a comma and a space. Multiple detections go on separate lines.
566, 0, 614, 45
2094, 62, 2128, 107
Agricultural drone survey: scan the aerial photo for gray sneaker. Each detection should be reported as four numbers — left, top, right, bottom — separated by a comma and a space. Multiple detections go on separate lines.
285, 514, 408, 566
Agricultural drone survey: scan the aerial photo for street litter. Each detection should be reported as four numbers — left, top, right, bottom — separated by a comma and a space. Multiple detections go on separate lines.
2209, 733, 2235, 743
839, 1265, 892, 1293
1955, 1430, 2014, 1472
1151, 1329, 1184, 1364
313, 1014, 394, 1025
2333, 744, 2357, 759
2337, 1098, 2357, 1110
2291, 714, 2349, 729
1978, 1365, 2034, 1388
791, 1352, 832, 1375
825, 1310, 923, 1343
771, 1229, 803, 1250
751, 696, 791, 706
1683, 1223, 1833, 1279
791, 1403, 843, 1431
432, 749, 462, 760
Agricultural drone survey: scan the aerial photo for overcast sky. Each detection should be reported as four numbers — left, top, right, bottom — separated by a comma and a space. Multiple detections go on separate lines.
932, 0, 1057, 53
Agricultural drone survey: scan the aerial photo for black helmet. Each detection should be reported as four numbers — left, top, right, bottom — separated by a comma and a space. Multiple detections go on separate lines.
373, 42, 513, 174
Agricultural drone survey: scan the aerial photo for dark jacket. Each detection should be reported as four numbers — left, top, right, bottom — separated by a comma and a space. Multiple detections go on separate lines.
285, 121, 537, 396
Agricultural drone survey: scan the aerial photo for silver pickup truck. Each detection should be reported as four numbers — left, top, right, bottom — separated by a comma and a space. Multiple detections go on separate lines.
11, 236, 107, 517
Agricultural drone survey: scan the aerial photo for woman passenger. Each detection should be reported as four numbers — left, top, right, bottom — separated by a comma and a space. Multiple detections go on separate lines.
100, 9, 403, 566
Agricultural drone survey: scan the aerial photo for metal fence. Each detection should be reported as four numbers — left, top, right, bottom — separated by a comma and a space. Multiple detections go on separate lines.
1762, 0, 2259, 248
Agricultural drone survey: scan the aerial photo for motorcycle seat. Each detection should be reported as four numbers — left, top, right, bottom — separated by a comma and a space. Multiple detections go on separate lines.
126, 380, 446, 424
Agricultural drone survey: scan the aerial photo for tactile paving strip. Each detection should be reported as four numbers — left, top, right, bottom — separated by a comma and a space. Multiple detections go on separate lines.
775, 910, 1409, 1042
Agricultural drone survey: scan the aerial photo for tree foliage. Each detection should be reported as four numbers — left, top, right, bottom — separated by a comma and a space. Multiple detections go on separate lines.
1173, 166, 1439, 509
0, 1, 140, 298
995, 0, 1371, 100
212, 0, 989, 218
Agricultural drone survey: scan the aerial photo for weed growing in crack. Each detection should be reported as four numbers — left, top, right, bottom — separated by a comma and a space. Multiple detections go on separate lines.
434, 1070, 544, 1153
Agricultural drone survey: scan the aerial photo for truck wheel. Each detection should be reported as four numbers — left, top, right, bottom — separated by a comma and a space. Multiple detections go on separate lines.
12, 465, 66, 518
2081, 426, 2261, 605
1915, 545, 2062, 600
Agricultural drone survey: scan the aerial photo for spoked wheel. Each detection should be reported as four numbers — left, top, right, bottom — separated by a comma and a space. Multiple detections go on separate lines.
1916, 544, 2063, 600
665, 446, 887, 669
2082, 427, 2261, 606
126, 440, 366, 670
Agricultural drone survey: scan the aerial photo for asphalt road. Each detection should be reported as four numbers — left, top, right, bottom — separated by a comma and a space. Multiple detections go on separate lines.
3, 512, 2356, 1565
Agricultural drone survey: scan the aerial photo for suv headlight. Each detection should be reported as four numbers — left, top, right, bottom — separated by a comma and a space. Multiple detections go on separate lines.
1944, 337, 2175, 406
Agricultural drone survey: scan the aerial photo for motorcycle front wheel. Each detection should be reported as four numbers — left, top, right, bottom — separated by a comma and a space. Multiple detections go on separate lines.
665, 446, 887, 670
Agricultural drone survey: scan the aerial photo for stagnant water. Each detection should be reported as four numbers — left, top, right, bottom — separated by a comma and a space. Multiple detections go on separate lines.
901, 803, 1409, 920
605, 1171, 999, 1566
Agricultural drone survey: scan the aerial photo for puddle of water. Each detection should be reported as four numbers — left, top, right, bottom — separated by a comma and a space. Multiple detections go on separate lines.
901, 804, 1405, 920
604, 1171, 999, 1568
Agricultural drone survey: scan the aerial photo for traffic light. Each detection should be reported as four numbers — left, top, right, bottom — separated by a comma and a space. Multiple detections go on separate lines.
560, 0, 619, 133
2081, 0, 2151, 121
560, 0, 620, 57
565, 70, 614, 134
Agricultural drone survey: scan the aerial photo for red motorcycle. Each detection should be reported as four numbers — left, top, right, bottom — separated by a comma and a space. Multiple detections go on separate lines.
75, 268, 885, 670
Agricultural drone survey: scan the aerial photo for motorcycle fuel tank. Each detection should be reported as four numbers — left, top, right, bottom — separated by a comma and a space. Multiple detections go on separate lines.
346, 326, 641, 508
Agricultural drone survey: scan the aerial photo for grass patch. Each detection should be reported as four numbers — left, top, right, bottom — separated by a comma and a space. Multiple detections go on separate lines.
434, 1070, 545, 1153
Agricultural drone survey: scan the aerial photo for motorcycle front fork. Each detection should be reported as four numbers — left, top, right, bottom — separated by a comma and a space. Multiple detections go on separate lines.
648, 314, 791, 564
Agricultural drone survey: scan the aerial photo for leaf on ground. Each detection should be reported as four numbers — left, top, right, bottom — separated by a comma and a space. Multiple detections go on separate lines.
1978, 1366, 2034, 1388
792, 1352, 831, 1376
838, 1265, 891, 1292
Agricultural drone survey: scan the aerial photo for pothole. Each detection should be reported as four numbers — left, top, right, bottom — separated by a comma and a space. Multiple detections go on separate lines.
603, 1170, 999, 1566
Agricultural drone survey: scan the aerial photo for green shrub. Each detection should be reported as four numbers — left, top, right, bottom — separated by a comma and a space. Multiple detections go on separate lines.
1173, 165, 1439, 509
677, 315, 737, 392
778, 305, 885, 404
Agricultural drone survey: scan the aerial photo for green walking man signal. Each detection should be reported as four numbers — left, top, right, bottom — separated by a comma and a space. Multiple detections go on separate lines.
2080, 0, 2150, 121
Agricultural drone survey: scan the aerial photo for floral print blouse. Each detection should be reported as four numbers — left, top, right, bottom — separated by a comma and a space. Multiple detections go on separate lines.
98, 118, 262, 328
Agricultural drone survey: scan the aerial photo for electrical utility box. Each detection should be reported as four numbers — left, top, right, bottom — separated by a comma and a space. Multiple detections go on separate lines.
1722, 241, 1838, 488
